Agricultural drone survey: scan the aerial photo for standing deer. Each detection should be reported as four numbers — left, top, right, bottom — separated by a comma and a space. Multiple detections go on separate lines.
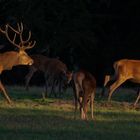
0, 22, 36, 104
25, 54, 72, 97
107, 59, 140, 106
73, 70, 96, 120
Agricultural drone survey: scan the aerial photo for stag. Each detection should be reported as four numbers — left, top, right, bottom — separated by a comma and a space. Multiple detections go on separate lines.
25, 54, 71, 97
0, 22, 36, 103
73, 70, 96, 120
107, 59, 140, 106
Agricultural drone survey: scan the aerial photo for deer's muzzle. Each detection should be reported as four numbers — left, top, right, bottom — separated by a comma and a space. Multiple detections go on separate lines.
28, 59, 34, 65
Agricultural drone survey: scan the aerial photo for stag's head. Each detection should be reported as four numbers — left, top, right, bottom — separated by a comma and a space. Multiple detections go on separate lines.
0, 22, 36, 66
18, 49, 33, 65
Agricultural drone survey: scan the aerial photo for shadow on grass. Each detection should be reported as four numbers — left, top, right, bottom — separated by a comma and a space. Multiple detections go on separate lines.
0, 86, 140, 140
0, 107, 140, 140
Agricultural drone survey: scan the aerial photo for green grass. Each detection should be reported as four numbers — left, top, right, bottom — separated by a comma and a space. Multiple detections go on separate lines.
0, 86, 140, 140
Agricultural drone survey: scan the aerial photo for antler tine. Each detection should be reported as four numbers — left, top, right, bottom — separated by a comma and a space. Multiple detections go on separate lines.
24, 40, 36, 50
0, 26, 6, 34
20, 22, 23, 32
5, 25, 20, 48
18, 22, 31, 45
17, 22, 23, 33
1, 22, 35, 50
17, 22, 24, 45
7, 23, 20, 34
22, 30, 32, 44
13, 33, 17, 43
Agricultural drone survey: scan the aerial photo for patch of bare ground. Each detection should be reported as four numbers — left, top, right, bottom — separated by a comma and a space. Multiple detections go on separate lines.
49, 99, 74, 110
97, 100, 140, 111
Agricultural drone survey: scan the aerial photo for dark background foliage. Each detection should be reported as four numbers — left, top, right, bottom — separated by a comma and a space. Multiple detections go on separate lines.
0, 0, 140, 86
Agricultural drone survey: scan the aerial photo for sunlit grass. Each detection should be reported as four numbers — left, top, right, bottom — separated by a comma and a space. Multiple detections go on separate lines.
0, 86, 140, 140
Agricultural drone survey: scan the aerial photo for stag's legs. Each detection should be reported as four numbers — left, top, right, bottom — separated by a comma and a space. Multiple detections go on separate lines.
108, 77, 127, 102
134, 91, 140, 106
25, 68, 36, 91
0, 80, 12, 104
73, 83, 80, 119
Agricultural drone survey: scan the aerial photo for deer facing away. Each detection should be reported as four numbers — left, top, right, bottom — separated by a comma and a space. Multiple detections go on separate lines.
0, 22, 35, 103
72, 70, 96, 120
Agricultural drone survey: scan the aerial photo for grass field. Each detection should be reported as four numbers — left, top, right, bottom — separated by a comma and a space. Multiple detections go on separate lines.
0, 86, 140, 140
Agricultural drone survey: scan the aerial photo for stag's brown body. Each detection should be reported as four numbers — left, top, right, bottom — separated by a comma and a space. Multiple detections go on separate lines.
0, 51, 33, 73
73, 70, 96, 120
108, 59, 140, 106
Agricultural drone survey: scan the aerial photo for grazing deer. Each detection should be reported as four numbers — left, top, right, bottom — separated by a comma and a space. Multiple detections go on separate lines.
107, 59, 140, 106
25, 54, 71, 97
0, 22, 36, 103
73, 70, 96, 120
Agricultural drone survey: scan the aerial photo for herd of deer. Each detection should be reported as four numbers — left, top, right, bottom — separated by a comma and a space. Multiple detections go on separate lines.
0, 22, 140, 120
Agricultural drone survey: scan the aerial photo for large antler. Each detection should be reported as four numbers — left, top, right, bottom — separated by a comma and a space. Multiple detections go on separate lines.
0, 22, 36, 50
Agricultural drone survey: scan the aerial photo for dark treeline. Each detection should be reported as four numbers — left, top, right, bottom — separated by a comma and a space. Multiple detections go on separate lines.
0, 0, 140, 86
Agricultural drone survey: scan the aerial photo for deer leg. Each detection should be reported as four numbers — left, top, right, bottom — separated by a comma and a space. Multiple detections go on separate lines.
83, 93, 89, 120
0, 80, 12, 104
79, 97, 85, 119
74, 98, 78, 119
74, 83, 80, 119
134, 91, 140, 106
43, 73, 51, 98
72, 81, 78, 119
50, 79, 54, 97
53, 79, 58, 98
25, 68, 36, 91
83, 103, 88, 120
42, 79, 49, 99
81, 107, 85, 120
49, 78, 57, 97
108, 77, 126, 102
58, 79, 64, 98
